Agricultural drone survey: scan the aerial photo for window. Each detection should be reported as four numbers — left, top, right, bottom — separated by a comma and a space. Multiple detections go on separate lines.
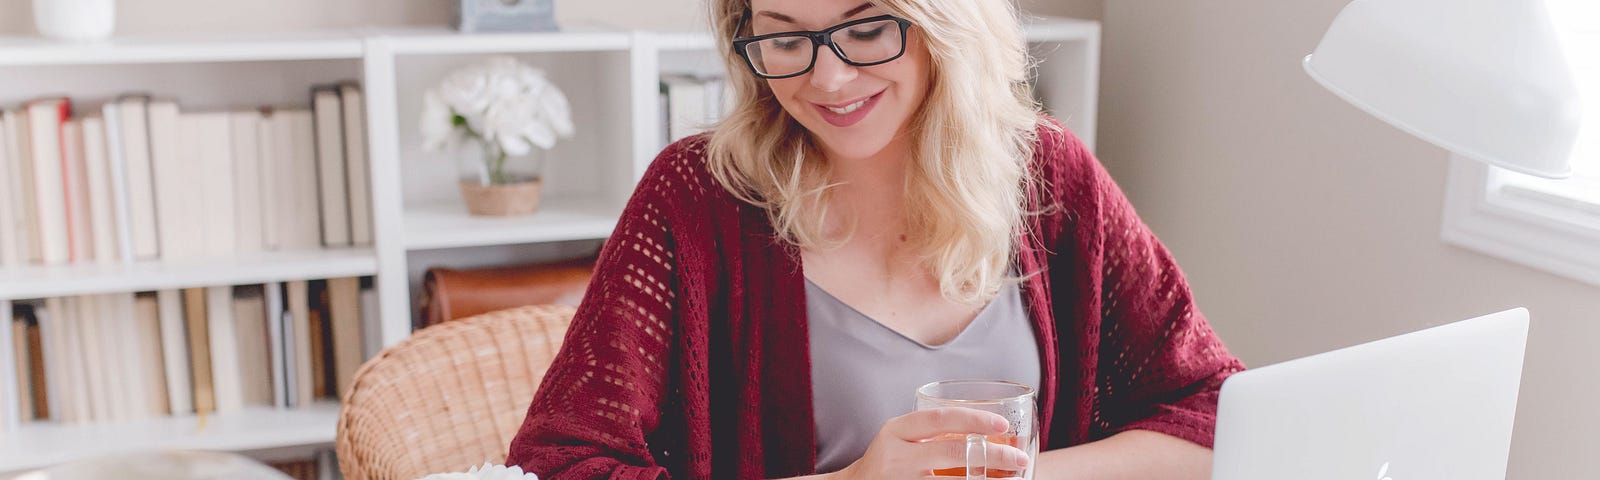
1441, 0, 1600, 286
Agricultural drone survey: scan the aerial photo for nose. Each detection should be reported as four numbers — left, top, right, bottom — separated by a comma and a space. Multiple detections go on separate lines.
807, 46, 857, 93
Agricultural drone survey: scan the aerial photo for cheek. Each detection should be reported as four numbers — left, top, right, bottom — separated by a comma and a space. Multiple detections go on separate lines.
765, 78, 803, 111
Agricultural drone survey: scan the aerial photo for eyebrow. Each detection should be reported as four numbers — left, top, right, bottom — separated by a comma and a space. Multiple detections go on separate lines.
756, 2, 875, 26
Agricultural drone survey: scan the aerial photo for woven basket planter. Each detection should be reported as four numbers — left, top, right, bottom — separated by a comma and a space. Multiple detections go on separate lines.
459, 179, 542, 216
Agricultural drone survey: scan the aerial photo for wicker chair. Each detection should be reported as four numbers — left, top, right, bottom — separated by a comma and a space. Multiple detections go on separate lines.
336, 304, 576, 480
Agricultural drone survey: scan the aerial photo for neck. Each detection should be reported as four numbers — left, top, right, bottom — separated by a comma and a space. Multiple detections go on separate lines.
819, 134, 916, 242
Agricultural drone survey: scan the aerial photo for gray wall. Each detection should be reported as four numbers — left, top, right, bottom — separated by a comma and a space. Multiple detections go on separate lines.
3, 0, 1593, 477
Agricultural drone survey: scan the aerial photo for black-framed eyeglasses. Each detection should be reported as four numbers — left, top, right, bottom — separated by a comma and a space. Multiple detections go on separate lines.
731, 12, 914, 79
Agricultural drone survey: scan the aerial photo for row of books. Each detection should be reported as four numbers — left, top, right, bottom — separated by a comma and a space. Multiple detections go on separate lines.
660, 73, 733, 145
7, 278, 372, 426
0, 83, 374, 268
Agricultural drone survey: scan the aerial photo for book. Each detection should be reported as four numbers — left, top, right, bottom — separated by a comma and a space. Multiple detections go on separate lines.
264, 282, 288, 409
112, 293, 145, 421
359, 279, 378, 361
100, 102, 135, 263
0, 114, 18, 266
339, 82, 373, 246
24, 306, 46, 421
286, 280, 313, 407
156, 289, 193, 415
96, 294, 136, 422
183, 288, 215, 416
133, 293, 169, 416
115, 95, 160, 260
258, 111, 282, 251
272, 110, 321, 250
327, 277, 362, 398
231, 112, 265, 254
147, 101, 188, 261
52, 297, 90, 423
78, 297, 113, 422
81, 116, 119, 263
308, 280, 330, 399
232, 285, 274, 407
312, 86, 351, 247
24, 98, 72, 265
11, 313, 32, 422
33, 300, 65, 422
188, 113, 237, 258
206, 286, 243, 413
4, 108, 41, 264
108, 294, 143, 421
661, 75, 731, 143
60, 120, 94, 264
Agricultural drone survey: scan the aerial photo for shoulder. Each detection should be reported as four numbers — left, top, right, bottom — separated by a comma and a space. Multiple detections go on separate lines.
635, 134, 728, 207
1030, 115, 1109, 210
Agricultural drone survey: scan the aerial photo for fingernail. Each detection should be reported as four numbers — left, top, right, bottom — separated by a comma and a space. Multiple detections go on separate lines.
1016, 455, 1030, 467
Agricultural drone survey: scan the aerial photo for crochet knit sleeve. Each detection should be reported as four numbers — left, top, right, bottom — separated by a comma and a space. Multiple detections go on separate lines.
506, 141, 696, 480
1047, 125, 1247, 448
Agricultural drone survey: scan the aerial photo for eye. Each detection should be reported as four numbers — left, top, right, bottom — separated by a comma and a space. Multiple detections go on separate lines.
772, 38, 807, 51
846, 24, 888, 40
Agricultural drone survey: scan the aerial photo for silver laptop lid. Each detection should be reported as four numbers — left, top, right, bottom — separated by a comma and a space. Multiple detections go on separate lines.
1212, 307, 1529, 480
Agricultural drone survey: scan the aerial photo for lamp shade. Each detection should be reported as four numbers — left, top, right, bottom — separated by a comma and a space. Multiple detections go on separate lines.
1304, 0, 1583, 178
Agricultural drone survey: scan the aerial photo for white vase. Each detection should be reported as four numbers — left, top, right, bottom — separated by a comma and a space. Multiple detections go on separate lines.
33, 0, 116, 41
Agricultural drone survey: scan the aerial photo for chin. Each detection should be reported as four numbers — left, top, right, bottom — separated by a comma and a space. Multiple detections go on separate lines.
809, 126, 899, 161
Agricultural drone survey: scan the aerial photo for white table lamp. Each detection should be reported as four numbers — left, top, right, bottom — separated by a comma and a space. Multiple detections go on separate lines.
1304, 0, 1584, 179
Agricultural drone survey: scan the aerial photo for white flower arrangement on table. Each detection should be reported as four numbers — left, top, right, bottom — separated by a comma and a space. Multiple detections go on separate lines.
416, 461, 539, 480
421, 56, 575, 185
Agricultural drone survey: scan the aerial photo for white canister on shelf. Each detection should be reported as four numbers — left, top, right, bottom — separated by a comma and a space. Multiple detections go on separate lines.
33, 0, 116, 41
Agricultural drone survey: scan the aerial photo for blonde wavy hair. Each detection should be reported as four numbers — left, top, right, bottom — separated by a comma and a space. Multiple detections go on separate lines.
704, 0, 1044, 305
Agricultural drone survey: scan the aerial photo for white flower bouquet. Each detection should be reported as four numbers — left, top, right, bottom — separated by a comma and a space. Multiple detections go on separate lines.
422, 56, 575, 185
416, 462, 539, 480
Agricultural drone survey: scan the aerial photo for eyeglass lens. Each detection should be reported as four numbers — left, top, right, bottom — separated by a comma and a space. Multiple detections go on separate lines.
743, 18, 904, 77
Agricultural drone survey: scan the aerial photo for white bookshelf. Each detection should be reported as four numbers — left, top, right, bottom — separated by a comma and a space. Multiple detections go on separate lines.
0, 249, 378, 301
0, 17, 1100, 474
0, 31, 363, 66
0, 401, 340, 473
403, 198, 621, 251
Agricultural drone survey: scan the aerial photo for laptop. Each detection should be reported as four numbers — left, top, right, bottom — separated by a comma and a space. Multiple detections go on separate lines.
1212, 307, 1529, 480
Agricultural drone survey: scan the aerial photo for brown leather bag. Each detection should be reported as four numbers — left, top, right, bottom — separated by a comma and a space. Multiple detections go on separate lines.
417, 255, 596, 328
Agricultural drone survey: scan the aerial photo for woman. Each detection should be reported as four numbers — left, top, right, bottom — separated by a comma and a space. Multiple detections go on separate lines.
507, 0, 1244, 478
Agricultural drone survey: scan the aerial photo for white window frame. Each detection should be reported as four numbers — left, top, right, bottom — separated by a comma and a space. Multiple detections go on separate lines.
1441, 156, 1600, 286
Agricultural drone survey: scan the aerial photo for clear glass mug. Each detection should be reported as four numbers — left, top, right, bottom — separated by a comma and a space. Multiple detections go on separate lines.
915, 380, 1040, 480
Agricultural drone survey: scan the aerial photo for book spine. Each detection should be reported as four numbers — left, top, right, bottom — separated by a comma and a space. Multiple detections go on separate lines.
157, 289, 193, 415
25, 99, 72, 265
117, 96, 160, 260
100, 102, 136, 264
339, 83, 374, 246
311, 87, 351, 247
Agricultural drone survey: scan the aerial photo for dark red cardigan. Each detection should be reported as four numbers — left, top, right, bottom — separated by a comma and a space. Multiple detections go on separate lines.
507, 118, 1245, 479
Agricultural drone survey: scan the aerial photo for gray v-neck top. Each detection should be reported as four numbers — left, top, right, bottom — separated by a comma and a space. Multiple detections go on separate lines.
805, 278, 1041, 473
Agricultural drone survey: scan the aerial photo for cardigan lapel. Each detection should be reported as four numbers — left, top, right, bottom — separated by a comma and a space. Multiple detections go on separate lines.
742, 204, 817, 478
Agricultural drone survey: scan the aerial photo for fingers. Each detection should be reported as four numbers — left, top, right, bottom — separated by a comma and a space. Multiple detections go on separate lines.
886, 408, 1010, 441
924, 438, 1032, 472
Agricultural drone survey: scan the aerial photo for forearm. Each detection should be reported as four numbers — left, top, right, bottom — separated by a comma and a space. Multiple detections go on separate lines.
1032, 430, 1212, 480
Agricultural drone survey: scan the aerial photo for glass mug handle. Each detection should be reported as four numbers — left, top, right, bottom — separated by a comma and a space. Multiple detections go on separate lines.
964, 432, 987, 480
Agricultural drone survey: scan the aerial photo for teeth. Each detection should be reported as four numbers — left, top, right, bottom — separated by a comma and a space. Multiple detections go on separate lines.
827, 98, 867, 115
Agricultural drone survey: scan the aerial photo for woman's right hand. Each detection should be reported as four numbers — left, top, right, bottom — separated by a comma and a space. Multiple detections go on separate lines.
830, 407, 1032, 480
